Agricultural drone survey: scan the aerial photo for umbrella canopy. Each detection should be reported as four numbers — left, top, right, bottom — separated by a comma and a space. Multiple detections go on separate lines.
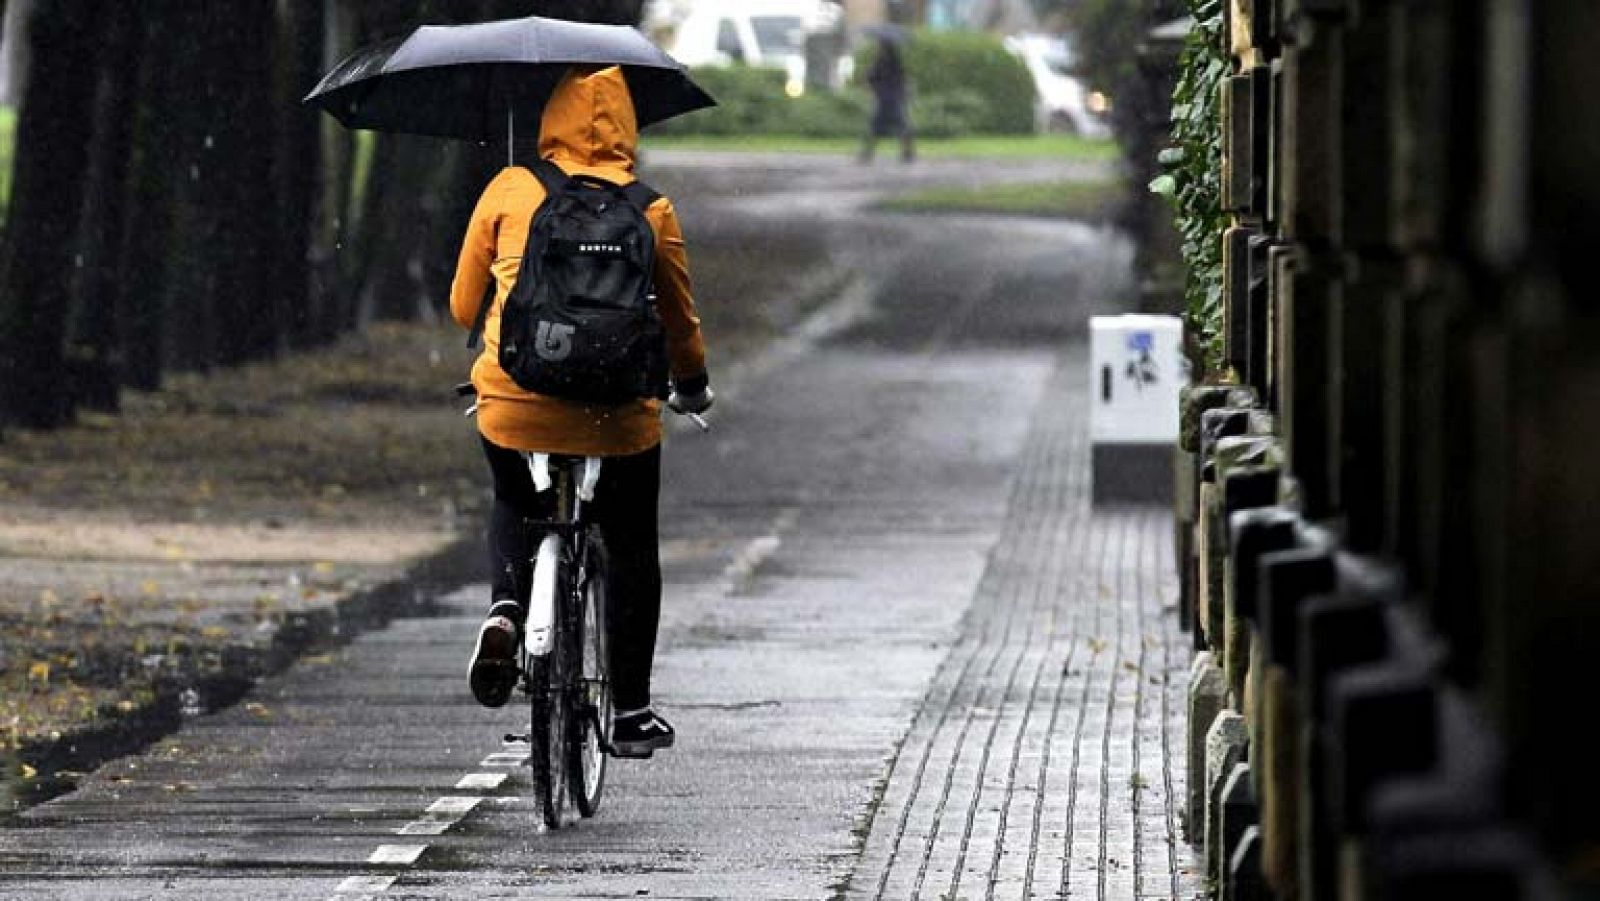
304, 15, 715, 141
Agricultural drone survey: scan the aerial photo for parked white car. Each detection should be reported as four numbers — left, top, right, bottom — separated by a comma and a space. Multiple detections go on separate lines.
1006, 33, 1111, 138
647, 0, 843, 94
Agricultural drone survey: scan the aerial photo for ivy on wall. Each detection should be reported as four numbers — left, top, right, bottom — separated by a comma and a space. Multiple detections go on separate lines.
1149, 0, 1227, 378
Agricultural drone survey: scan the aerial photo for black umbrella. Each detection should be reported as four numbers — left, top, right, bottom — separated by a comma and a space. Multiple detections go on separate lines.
304, 15, 715, 144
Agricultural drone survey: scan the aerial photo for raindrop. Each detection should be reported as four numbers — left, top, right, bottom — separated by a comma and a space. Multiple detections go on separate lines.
204, 135, 214, 150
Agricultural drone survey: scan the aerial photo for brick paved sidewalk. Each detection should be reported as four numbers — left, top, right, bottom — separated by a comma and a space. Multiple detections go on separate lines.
846, 350, 1203, 901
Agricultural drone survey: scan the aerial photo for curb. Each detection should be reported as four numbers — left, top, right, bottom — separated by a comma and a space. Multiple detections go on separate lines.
3, 533, 481, 814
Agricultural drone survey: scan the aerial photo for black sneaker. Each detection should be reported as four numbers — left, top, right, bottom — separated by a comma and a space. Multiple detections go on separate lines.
611, 709, 675, 758
468, 603, 521, 708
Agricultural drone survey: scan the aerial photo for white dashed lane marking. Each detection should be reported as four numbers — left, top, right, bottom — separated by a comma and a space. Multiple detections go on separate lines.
334, 874, 397, 893
427, 796, 484, 817
456, 772, 508, 790
368, 844, 428, 865
332, 739, 524, 895
396, 796, 485, 835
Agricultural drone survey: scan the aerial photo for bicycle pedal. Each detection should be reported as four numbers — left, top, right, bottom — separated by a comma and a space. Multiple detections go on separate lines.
503, 733, 530, 744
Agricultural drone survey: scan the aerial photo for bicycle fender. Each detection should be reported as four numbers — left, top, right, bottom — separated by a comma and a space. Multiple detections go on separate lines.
525, 533, 563, 656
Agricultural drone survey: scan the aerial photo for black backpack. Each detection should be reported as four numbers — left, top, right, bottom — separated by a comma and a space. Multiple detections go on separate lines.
472, 160, 669, 405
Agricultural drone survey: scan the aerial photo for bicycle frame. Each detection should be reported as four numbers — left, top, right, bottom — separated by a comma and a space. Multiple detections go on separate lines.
520, 453, 596, 659
510, 454, 616, 827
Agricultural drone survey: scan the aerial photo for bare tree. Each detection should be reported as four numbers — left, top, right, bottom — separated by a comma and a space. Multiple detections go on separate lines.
63, 0, 137, 411
0, 0, 104, 427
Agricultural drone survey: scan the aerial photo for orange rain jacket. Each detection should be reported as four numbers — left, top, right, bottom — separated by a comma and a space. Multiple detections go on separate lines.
449, 66, 707, 457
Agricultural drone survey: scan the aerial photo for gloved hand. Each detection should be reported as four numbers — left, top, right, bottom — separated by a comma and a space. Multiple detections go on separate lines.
668, 385, 714, 416
668, 373, 713, 416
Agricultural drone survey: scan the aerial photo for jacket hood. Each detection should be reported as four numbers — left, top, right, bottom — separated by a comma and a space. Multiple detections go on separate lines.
538, 65, 637, 172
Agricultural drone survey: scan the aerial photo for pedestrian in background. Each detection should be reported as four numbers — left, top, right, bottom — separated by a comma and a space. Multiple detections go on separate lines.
860, 34, 915, 164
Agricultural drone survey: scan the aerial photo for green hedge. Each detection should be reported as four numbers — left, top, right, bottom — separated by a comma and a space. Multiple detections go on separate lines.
1151, 0, 1227, 377
895, 30, 1035, 135
652, 66, 867, 138
656, 31, 1036, 139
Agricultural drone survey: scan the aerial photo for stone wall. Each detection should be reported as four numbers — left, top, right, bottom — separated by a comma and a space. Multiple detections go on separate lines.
1173, 1, 1600, 898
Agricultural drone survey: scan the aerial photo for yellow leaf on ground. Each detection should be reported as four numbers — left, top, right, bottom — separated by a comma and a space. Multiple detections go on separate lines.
313, 561, 335, 574
199, 626, 231, 640
19, 763, 36, 781
140, 581, 161, 596
27, 661, 49, 684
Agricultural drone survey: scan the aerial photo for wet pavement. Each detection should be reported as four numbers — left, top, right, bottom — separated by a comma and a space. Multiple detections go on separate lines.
0, 153, 1199, 899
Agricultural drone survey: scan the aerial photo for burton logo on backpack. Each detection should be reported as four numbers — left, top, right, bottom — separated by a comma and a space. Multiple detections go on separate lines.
488, 160, 669, 405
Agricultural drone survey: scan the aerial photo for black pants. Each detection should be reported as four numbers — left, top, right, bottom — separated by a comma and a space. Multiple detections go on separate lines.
481, 437, 663, 711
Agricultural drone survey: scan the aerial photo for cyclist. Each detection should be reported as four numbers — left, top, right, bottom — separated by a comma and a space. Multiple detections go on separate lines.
449, 65, 712, 758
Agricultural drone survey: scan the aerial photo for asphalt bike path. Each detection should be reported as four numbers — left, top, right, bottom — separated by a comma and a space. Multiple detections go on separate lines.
0, 156, 1198, 899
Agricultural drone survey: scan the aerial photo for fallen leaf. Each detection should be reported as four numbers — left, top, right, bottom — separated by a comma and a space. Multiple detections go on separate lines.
245, 702, 271, 719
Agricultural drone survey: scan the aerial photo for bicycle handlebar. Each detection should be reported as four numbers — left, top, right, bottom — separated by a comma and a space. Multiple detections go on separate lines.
454, 382, 709, 431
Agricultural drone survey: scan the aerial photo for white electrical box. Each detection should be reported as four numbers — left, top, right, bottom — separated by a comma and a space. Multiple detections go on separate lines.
1089, 315, 1186, 502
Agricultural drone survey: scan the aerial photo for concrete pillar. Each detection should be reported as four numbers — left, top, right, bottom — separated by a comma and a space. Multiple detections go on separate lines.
1228, 825, 1271, 901
1189, 653, 1229, 841
1218, 762, 1259, 892
1206, 711, 1250, 883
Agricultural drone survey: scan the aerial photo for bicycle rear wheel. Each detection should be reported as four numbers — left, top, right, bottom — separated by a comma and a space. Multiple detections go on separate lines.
569, 528, 612, 817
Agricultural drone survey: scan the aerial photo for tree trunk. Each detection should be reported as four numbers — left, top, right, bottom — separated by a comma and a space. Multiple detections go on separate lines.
0, 0, 103, 428
207, 0, 281, 365
308, 0, 359, 346
113, 4, 184, 392
279, 0, 327, 349
63, 0, 138, 412
158, 0, 227, 374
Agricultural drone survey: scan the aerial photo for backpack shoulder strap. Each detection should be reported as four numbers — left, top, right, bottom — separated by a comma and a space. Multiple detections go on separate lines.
466, 162, 570, 350
529, 159, 570, 196
621, 179, 661, 213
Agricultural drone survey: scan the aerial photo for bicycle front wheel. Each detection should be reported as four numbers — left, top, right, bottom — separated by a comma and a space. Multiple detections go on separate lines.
569, 528, 612, 817
526, 653, 568, 830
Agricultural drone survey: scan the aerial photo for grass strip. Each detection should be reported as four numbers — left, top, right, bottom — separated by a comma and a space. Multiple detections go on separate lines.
877, 178, 1125, 221
647, 133, 1119, 162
